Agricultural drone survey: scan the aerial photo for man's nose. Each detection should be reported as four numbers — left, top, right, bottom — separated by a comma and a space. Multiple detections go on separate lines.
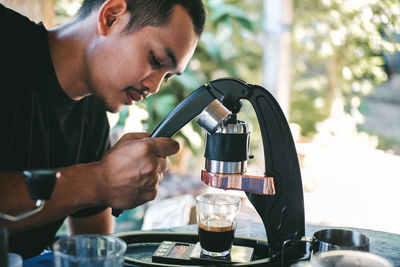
143, 72, 165, 94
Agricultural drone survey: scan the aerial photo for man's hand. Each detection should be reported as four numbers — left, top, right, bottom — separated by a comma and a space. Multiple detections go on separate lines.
96, 132, 180, 210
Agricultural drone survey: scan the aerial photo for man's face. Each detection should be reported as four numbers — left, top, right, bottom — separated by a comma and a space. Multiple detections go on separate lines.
86, 5, 199, 112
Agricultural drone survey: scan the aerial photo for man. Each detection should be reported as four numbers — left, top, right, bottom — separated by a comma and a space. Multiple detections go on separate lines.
0, 0, 205, 259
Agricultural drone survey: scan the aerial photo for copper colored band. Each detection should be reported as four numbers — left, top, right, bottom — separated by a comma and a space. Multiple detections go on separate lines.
201, 170, 275, 195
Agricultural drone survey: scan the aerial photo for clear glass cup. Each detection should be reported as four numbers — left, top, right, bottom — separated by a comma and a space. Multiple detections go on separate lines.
195, 193, 241, 257
53, 234, 126, 267
8, 252, 22, 267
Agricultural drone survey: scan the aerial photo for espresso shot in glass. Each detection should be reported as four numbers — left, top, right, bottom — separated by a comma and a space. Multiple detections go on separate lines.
195, 193, 241, 257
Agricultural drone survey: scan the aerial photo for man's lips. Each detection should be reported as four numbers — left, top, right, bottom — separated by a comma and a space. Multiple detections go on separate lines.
125, 87, 144, 103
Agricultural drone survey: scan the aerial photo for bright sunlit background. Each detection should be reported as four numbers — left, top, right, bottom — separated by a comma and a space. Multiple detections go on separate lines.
3, 0, 400, 235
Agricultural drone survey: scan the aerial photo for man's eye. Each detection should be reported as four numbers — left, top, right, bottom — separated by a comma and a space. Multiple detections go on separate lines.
150, 51, 162, 68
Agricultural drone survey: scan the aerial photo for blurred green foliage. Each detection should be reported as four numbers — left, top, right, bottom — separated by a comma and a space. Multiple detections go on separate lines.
291, 0, 400, 136
54, 0, 82, 24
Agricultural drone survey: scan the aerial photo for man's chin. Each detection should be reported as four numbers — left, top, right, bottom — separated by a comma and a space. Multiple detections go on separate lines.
91, 92, 126, 113
106, 104, 124, 113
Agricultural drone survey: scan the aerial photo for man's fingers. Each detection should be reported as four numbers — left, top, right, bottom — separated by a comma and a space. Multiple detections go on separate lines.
151, 137, 180, 157
158, 157, 170, 173
123, 132, 150, 140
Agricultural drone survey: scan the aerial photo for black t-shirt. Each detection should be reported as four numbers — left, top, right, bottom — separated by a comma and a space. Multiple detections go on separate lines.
0, 4, 110, 258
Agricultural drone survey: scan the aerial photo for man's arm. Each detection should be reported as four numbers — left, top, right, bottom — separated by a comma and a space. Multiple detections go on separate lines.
0, 133, 179, 234
0, 163, 103, 234
67, 208, 114, 235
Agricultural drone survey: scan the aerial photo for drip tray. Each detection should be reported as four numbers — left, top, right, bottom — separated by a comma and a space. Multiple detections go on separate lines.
113, 231, 279, 266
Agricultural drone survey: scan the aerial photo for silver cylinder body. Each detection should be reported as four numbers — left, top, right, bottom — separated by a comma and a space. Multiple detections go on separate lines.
205, 159, 247, 174
204, 121, 249, 174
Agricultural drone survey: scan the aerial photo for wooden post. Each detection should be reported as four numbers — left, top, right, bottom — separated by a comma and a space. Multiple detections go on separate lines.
262, 0, 293, 118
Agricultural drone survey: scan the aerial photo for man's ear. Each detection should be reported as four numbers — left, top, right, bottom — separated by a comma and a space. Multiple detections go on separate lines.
97, 0, 128, 36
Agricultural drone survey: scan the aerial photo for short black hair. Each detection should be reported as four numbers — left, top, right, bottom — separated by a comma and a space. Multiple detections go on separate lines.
77, 0, 206, 36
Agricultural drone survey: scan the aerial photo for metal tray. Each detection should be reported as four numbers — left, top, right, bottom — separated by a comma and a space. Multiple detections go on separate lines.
114, 231, 283, 266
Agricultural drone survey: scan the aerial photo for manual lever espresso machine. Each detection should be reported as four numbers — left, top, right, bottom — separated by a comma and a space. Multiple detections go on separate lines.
116, 77, 306, 265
